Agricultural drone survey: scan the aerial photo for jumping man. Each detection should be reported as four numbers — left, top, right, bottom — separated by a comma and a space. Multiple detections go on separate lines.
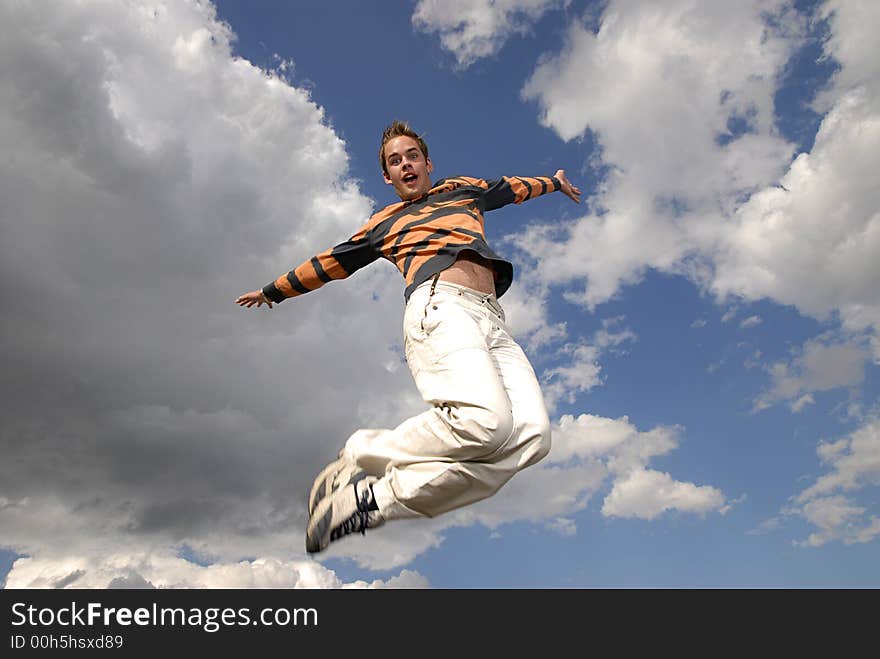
236, 121, 581, 553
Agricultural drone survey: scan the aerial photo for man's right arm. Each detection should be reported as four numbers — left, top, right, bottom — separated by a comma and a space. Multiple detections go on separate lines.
261, 229, 379, 304
236, 219, 379, 310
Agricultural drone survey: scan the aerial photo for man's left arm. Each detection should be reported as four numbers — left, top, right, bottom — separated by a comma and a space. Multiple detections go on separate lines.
553, 169, 581, 204
483, 170, 580, 211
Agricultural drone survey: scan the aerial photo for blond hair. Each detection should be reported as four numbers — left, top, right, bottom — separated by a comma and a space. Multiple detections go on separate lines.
379, 120, 429, 177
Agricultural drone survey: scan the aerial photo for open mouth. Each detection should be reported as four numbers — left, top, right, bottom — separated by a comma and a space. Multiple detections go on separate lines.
403, 173, 418, 184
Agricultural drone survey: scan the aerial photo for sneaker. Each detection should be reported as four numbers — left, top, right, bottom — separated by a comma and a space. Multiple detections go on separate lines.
308, 455, 367, 518
306, 477, 384, 554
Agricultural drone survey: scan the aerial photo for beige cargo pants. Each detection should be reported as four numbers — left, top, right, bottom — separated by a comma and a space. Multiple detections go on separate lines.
342, 278, 551, 521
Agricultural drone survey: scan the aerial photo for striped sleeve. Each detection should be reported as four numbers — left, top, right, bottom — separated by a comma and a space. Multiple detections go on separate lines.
482, 175, 561, 211
262, 231, 379, 303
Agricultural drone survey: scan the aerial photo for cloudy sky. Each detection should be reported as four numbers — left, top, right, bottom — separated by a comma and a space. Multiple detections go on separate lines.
1, 0, 878, 588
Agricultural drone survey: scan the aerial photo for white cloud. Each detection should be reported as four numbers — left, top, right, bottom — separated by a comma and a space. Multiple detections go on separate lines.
593, 316, 638, 351
602, 469, 728, 520
740, 315, 762, 329
796, 419, 880, 503
0, 0, 428, 587
754, 337, 869, 411
747, 516, 781, 536
500, 275, 568, 351
711, 0, 880, 347
546, 517, 578, 537
512, 4, 880, 524
791, 496, 880, 548
547, 414, 728, 521
542, 344, 603, 411
515, 0, 880, 367
540, 317, 636, 412
412, 0, 568, 69
713, 81, 880, 334
791, 394, 815, 413
458, 462, 608, 530
778, 417, 880, 547
4, 553, 428, 589
744, 349, 763, 371
516, 0, 802, 310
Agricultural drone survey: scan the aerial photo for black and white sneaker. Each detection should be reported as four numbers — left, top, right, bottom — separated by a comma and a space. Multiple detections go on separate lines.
306, 477, 384, 554
308, 454, 367, 518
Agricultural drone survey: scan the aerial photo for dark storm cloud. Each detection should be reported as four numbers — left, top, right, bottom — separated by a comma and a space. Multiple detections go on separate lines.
0, 0, 416, 576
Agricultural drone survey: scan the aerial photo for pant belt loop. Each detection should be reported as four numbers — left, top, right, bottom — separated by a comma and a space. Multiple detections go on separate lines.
421, 273, 441, 332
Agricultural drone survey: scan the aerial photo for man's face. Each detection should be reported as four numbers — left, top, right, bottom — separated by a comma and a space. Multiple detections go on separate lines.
383, 135, 433, 201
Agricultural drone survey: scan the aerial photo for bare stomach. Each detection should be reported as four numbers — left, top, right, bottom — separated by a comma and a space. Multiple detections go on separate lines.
437, 251, 496, 295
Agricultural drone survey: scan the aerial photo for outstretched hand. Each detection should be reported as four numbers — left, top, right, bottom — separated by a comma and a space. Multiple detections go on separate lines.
236, 289, 273, 309
555, 169, 581, 204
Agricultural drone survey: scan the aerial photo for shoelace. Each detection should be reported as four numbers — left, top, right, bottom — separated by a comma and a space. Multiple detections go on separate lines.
330, 485, 373, 541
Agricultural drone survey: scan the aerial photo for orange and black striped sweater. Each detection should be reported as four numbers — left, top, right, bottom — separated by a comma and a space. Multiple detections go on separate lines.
262, 174, 561, 303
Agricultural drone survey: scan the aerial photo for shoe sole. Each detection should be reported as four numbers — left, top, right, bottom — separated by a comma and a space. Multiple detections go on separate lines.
306, 495, 334, 554
308, 459, 367, 517
305, 479, 383, 554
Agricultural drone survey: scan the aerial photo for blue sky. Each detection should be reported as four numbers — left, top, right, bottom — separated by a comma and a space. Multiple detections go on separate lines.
1, 0, 878, 588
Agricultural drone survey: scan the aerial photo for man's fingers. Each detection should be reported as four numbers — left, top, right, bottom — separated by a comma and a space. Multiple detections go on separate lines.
235, 291, 274, 309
